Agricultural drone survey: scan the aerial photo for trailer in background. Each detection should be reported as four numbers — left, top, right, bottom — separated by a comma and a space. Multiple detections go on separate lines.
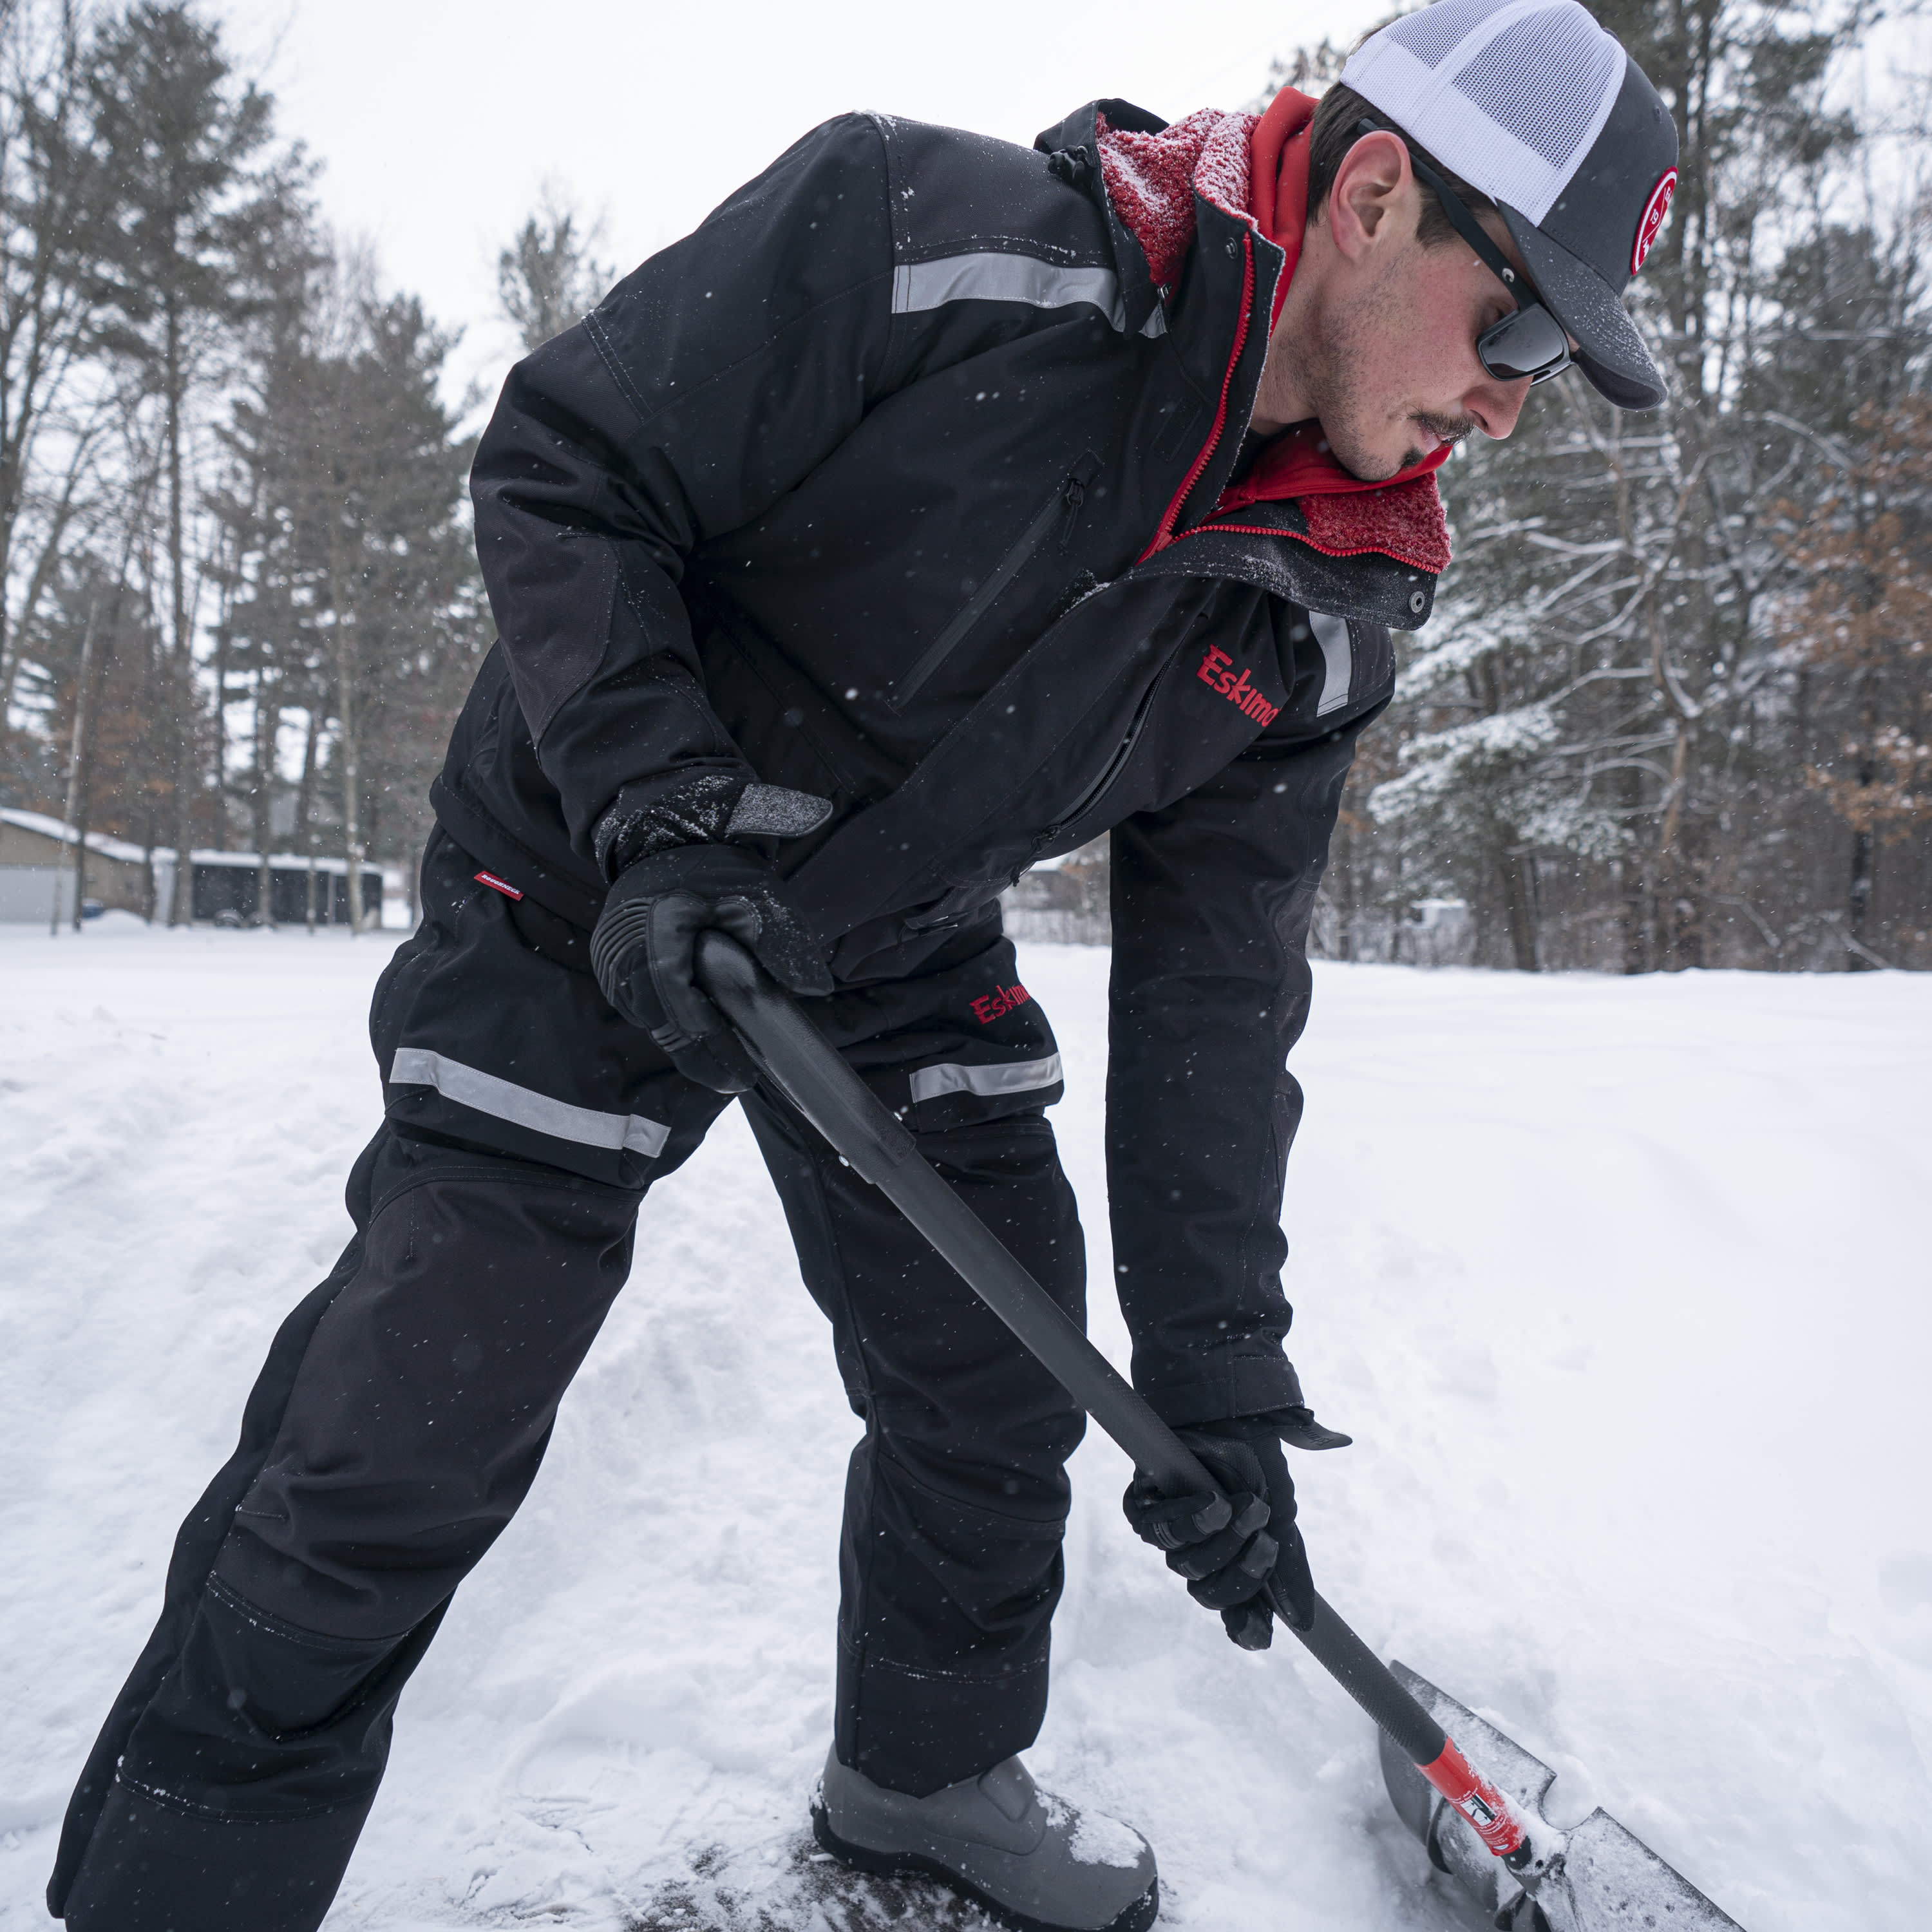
0, 810, 383, 926
186, 852, 381, 927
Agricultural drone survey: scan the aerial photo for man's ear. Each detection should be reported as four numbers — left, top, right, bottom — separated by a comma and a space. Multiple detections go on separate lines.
1328, 128, 1413, 261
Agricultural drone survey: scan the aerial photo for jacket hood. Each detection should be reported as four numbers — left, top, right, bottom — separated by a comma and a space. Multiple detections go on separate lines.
1089, 93, 1453, 578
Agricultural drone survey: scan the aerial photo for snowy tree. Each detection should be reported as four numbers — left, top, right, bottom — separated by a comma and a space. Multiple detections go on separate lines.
1313, 0, 1932, 970
497, 188, 611, 353
82, 0, 294, 919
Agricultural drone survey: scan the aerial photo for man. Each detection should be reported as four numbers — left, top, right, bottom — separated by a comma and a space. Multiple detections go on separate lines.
49, 5, 1678, 1929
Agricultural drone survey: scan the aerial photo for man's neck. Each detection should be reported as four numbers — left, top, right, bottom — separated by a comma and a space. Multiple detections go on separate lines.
1248, 222, 1322, 438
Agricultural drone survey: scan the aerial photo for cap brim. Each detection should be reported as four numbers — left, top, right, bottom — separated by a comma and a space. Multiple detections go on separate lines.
1499, 205, 1668, 411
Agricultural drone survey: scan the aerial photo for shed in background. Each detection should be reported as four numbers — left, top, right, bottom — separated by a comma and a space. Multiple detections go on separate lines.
0, 810, 382, 925
0, 810, 148, 922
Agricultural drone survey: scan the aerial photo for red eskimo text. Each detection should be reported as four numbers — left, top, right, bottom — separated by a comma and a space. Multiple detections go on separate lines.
971, 983, 1032, 1025
1197, 645, 1280, 726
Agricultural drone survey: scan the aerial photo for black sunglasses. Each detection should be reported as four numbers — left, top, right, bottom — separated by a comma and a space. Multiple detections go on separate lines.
1354, 118, 1572, 386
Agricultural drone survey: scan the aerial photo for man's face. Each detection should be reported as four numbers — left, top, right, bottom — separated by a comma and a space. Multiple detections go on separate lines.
1302, 198, 1537, 479
1256, 140, 1551, 479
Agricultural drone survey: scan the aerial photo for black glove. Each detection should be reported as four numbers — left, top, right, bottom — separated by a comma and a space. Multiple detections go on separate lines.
590, 844, 832, 1094
1124, 1408, 1348, 1651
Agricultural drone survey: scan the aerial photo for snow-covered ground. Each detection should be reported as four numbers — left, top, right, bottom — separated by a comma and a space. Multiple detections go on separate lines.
3, 920, 1927, 1931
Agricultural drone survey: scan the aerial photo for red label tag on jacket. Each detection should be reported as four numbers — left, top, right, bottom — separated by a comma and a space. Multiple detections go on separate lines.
474, 869, 524, 900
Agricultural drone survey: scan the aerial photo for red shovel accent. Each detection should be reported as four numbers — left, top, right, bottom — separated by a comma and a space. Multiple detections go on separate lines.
694, 933, 1748, 1932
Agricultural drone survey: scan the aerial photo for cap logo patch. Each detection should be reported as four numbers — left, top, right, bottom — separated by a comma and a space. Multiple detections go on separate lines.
1632, 169, 1677, 274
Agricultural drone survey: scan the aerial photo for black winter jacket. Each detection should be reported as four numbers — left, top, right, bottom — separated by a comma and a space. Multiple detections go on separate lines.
433, 102, 1441, 1427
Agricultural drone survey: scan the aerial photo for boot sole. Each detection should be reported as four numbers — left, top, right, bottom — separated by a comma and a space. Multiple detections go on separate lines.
810, 1794, 1160, 1932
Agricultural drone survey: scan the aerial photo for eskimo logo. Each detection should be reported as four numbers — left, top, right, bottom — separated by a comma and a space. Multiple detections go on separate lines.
971, 983, 1031, 1025
1197, 646, 1280, 726
1632, 169, 1676, 274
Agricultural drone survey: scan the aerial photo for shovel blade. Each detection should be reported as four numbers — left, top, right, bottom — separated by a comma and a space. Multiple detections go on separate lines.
1537, 1808, 1747, 1932
1379, 1664, 1747, 1932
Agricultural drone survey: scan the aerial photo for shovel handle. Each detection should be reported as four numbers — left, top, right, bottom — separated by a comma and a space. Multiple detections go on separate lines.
694, 931, 1531, 1865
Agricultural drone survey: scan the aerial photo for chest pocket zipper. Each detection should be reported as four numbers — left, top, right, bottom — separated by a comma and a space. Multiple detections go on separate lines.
1038, 650, 1177, 851
891, 452, 1101, 710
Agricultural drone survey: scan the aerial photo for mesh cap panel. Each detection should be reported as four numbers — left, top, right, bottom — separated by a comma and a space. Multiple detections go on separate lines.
1342, 0, 1627, 223
1454, 12, 1623, 167
1383, 0, 1508, 69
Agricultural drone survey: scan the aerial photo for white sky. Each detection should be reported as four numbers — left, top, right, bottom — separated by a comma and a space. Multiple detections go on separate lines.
208, 1, 1930, 422
210, 0, 1394, 414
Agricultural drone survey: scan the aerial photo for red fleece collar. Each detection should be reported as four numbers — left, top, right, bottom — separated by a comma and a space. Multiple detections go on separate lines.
1248, 85, 1312, 328
1095, 93, 1452, 577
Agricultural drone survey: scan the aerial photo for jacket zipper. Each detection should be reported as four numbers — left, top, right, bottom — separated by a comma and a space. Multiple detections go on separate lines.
1039, 652, 1177, 848
1135, 230, 1255, 565
892, 453, 1101, 710
906, 663, 1162, 936
1171, 514, 1444, 580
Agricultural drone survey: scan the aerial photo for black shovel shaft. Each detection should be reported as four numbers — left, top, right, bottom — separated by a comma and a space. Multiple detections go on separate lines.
694, 931, 1455, 1772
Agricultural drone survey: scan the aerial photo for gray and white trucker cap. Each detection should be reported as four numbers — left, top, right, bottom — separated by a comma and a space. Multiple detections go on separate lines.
1342, 0, 1680, 408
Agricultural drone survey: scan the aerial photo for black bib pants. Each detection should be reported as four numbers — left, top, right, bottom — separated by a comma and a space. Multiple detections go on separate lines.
49, 837, 1086, 1932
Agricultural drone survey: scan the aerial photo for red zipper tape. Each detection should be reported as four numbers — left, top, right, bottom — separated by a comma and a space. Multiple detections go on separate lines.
1137, 227, 1256, 564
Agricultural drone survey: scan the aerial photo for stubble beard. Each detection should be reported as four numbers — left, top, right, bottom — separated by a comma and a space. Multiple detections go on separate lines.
1305, 275, 1477, 480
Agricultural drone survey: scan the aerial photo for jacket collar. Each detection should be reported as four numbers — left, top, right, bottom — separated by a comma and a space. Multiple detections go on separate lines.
1039, 95, 1452, 580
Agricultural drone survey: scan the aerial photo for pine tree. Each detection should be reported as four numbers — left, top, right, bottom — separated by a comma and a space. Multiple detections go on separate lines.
497, 189, 611, 352
82, 1, 290, 920
216, 249, 480, 930
0, 0, 115, 736
1323, 0, 1931, 971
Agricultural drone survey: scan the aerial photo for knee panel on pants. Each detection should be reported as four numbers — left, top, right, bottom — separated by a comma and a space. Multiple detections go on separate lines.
851, 1443, 1071, 1661
116, 1574, 441, 1824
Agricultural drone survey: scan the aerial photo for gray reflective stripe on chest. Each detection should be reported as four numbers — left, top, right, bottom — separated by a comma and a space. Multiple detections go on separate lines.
1310, 613, 1354, 716
388, 1048, 669, 1158
909, 1052, 1063, 1104
891, 253, 1166, 336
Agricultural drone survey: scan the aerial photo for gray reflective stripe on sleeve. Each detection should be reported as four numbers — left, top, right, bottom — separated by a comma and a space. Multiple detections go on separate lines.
1311, 612, 1354, 715
893, 254, 1126, 330
908, 1053, 1065, 1104
388, 1048, 669, 1159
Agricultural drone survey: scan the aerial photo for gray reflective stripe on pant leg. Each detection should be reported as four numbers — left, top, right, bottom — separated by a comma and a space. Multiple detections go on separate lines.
1311, 612, 1353, 716
388, 1048, 669, 1158
907, 1054, 1064, 1105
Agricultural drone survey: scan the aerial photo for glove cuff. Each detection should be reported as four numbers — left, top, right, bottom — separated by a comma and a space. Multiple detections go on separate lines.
1182, 1403, 1353, 1454
594, 774, 833, 880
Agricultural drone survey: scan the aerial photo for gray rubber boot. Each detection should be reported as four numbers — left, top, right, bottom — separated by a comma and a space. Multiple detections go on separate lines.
811, 1746, 1159, 1932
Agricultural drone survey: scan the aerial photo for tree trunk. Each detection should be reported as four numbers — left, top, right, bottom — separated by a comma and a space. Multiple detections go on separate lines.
293, 701, 320, 845
71, 589, 122, 933
213, 597, 232, 853
165, 303, 194, 926
253, 665, 276, 926
335, 633, 363, 933
1846, 725, 1877, 973
1500, 846, 1540, 971
52, 596, 100, 934
323, 446, 366, 934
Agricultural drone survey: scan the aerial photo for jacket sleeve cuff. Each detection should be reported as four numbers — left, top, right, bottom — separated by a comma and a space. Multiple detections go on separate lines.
1133, 1349, 1307, 1430
594, 774, 836, 880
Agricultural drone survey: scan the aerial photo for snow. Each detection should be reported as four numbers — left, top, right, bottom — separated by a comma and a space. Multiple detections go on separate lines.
1061, 1798, 1148, 1870
2, 922, 1927, 1931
